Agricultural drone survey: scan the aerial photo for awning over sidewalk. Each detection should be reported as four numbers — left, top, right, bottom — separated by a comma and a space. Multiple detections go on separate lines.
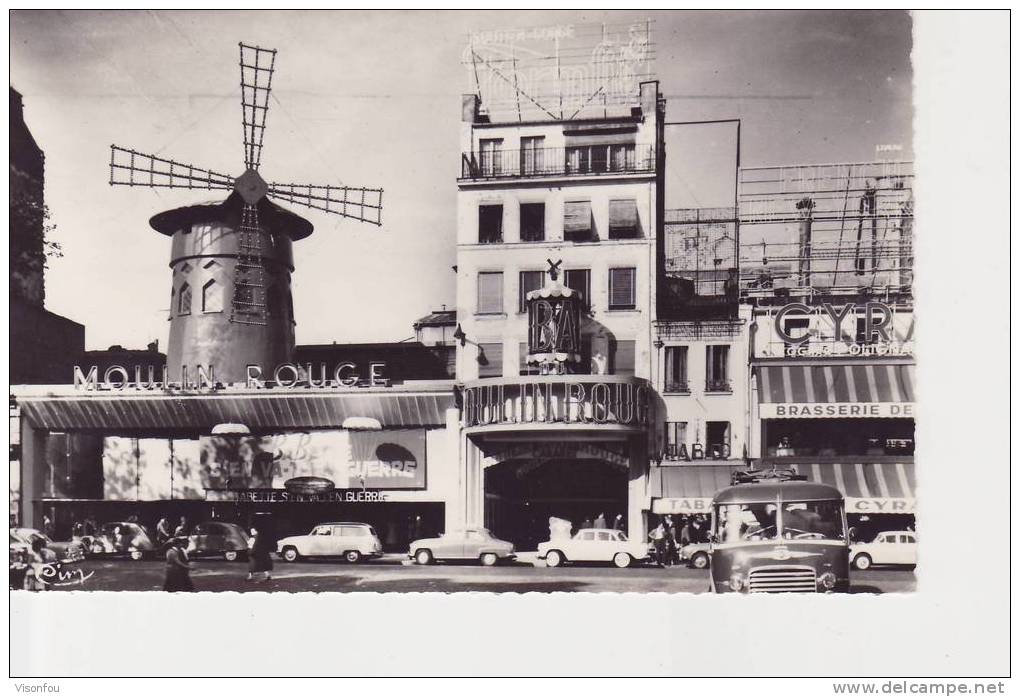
756, 363, 915, 418
16, 389, 455, 431
650, 464, 743, 515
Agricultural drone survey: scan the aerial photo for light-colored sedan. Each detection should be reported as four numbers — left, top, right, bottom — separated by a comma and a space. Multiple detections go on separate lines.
538, 528, 650, 568
850, 530, 918, 570
277, 522, 383, 563
409, 528, 515, 567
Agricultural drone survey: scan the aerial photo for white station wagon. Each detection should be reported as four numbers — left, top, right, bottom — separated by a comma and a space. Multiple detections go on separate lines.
277, 522, 383, 564
850, 530, 918, 570
538, 528, 650, 568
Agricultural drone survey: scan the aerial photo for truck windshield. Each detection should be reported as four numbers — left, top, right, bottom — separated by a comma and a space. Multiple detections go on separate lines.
715, 500, 845, 542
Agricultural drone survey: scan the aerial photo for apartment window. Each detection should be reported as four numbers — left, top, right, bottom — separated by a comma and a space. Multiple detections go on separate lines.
178, 283, 192, 315
564, 200, 593, 242
478, 204, 503, 244
520, 136, 545, 176
519, 270, 545, 313
477, 272, 503, 315
609, 339, 635, 376
608, 199, 640, 239
518, 342, 541, 376
706, 345, 730, 392
479, 138, 503, 176
706, 421, 731, 458
610, 143, 636, 170
201, 279, 222, 313
520, 202, 545, 242
477, 342, 503, 378
566, 143, 635, 174
608, 267, 636, 310
563, 269, 591, 311
664, 421, 688, 460
664, 346, 689, 393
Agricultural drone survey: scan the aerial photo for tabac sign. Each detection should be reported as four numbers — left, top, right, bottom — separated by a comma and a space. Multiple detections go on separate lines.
765, 301, 914, 358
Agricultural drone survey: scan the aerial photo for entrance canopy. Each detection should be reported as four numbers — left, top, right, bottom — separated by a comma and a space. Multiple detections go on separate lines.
650, 464, 742, 515
756, 362, 915, 418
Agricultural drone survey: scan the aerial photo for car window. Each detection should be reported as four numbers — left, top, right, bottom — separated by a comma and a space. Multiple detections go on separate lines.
901, 534, 914, 544
579, 531, 595, 541
313, 527, 331, 536
596, 531, 612, 541
617, 532, 628, 541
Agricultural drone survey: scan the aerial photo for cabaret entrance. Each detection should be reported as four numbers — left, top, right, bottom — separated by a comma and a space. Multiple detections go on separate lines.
482, 443, 630, 551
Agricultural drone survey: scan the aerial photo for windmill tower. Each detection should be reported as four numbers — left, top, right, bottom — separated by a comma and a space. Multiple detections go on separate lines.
109, 43, 383, 383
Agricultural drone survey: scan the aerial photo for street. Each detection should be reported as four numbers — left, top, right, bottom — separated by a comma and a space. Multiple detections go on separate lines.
37, 555, 917, 594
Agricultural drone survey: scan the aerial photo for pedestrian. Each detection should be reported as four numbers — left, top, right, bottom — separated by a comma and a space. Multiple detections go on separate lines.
664, 516, 678, 566
612, 514, 625, 532
680, 517, 692, 548
246, 523, 274, 583
173, 516, 188, 537
649, 522, 666, 567
155, 516, 171, 546
593, 512, 607, 529
163, 537, 194, 592
581, 516, 593, 530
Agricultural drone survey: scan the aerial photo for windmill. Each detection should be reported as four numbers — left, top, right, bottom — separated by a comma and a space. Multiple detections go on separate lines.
108, 42, 383, 383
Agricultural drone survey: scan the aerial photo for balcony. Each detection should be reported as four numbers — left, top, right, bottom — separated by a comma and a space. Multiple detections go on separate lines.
460, 145, 656, 182
663, 381, 690, 394
705, 379, 732, 394
461, 374, 652, 432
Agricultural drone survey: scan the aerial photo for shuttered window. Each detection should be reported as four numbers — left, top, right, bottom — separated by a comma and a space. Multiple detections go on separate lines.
608, 267, 636, 309
609, 339, 636, 376
477, 272, 503, 315
520, 202, 545, 242
477, 342, 503, 378
563, 268, 591, 311
519, 270, 544, 313
478, 204, 503, 244
608, 199, 640, 239
563, 200, 593, 241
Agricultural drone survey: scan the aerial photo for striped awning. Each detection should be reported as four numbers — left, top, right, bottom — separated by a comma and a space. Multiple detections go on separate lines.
795, 461, 916, 515
756, 363, 915, 418
16, 389, 455, 431
650, 464, 743, 515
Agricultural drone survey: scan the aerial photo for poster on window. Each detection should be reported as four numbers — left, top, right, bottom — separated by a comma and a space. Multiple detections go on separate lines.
348, 430, 426, 489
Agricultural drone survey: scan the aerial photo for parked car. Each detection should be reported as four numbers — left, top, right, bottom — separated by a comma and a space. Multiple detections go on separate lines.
10, 528, 85, 564
538, 528, 650, 568
87, 522, 159, 561
277, 522, 383, 563
409, 527, 515, 566
680, 542, 712, 569
850, 530, 918, 570
187, 522, 251, 561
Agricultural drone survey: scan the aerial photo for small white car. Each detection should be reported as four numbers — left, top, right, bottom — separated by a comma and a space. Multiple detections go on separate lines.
538, 528, 649, 568
680, 542, 712, 569
850, 530, 918, 570
277, 522, 383, 563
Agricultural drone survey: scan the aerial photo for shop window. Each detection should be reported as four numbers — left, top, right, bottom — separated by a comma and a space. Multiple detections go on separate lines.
664, 346, 689, 393
608, 267, 636, 310
564, 269, 591, 311
202, 279, 223, 313
477, 272, 503, 315
564, 201, 593, 242
608, 199, 641, 239
519, 270, 545, 313
518, 342, 541, 376
479, 138, 503, 176
178, 283, 192, 315
520, 202, 545, 242
664, 422, 688, 460
478, 204, 503, 244
609, 338, 635, 376
520, 136, 545, 175
706, 422, 731, 458
705, 345, 730, 392
477, 342, 503, 378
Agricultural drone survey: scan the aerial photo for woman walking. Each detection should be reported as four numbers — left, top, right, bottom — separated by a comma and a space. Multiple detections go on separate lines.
246, 522, 274, 583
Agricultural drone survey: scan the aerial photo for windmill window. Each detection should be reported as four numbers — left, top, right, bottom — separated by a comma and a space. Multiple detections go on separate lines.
203, 259, 221, 270
179, 262, 192, 275
178, 283, 192, 315
202, 279, 223, 313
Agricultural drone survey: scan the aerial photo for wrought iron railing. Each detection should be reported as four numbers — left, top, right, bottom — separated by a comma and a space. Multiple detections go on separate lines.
663, 380, 690, 394
705, 379, 732, 393
460, 145, 656, 181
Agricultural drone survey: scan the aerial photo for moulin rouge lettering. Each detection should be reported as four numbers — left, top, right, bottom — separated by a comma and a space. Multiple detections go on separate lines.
73, 362, 388, 391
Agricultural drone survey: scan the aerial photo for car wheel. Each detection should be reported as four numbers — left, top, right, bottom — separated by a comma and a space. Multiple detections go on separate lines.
691, 552, 710, 570
129, 549, 144, 561
613, 552, 632, 569
282, 547, 299, 563
853, 553, 872, 571
415, 549, 433, 566
224, 550, 239, 562
345, 550, 362, 564
545, 550, 564, 568
480, 553, 498, 567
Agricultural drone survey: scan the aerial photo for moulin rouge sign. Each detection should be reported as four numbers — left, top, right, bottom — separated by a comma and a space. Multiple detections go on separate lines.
73, 362, 389, 391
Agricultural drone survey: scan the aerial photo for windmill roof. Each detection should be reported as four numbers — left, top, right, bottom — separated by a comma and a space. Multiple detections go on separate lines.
148, 191, 314, 240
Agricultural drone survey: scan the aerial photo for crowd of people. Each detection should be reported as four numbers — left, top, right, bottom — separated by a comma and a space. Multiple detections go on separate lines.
648, 514, 711, 567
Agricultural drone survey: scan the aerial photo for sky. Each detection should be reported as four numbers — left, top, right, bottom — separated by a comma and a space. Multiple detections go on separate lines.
10, 10, 913, 351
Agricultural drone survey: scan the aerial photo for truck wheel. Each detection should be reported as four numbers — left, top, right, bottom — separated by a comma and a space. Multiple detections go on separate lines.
282, 547, 299, 563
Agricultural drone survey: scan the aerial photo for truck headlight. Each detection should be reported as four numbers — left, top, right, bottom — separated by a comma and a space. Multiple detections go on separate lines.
818, 572, 837, 590
728, 573, 744, 591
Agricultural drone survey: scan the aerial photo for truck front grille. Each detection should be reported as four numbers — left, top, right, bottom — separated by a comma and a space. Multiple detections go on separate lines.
748, 566, 817, 593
